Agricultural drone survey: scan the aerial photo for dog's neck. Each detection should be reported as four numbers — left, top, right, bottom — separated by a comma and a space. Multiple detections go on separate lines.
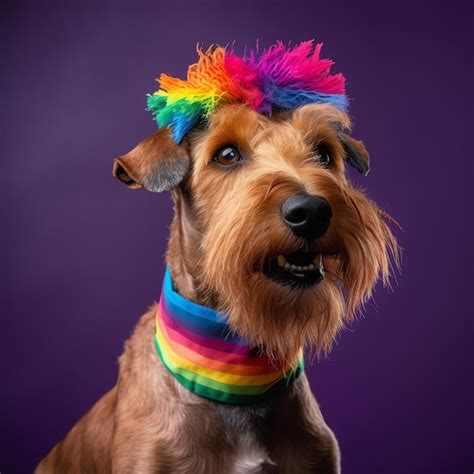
154, 266, 304, 404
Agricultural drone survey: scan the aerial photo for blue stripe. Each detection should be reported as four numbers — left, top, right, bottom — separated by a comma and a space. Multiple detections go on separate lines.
162, 296, 244, 343
162, 267, 245, 343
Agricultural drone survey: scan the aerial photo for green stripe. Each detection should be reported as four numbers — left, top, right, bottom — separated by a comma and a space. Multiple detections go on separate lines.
154, 334, 303, 404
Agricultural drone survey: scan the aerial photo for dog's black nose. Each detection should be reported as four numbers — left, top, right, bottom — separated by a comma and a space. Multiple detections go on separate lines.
281, 194, 332, 239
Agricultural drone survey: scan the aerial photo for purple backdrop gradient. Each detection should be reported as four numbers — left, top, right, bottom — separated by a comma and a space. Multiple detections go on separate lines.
2, 1, 472, 472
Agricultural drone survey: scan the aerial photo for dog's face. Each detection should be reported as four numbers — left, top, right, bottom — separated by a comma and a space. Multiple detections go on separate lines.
114, 104, 397, 361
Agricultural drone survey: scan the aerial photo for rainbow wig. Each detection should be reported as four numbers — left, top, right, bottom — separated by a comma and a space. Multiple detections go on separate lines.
147, 41, 347, 143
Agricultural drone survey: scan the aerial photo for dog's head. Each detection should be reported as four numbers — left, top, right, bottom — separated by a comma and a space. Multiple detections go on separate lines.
114, 40, 399, 361
114, 102, 398, 361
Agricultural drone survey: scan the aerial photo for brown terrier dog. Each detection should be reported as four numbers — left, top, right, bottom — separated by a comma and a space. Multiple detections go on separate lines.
37, 103, 397, 473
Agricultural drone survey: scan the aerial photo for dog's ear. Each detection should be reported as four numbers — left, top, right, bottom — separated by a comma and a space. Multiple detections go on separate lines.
338, 132, 370, 176
112, 128, 190, 192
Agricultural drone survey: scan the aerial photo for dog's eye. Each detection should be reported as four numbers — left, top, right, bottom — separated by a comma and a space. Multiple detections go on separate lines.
314, 144, 332, 167
212, 145, 242, 167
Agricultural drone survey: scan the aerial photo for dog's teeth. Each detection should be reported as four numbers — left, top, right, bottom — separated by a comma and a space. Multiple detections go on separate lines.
318, 254, 325, 275
278, 255, 324, 273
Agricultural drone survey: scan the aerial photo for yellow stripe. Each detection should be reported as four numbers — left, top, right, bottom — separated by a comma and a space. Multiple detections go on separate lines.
155, 322, 289, 386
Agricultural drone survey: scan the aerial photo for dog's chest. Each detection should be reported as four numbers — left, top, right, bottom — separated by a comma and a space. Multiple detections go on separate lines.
217, 403, 275, 473
231, 432, 275, 473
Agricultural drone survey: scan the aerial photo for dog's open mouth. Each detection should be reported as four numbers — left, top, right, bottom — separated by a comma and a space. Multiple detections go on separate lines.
263, 250, 324, 288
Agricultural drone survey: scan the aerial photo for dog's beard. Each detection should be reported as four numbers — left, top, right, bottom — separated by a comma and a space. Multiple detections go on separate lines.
198, 178, 398, 363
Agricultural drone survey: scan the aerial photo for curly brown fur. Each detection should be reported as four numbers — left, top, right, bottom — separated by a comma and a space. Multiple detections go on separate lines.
37, 103, 398, 473
188, 104, 398, 362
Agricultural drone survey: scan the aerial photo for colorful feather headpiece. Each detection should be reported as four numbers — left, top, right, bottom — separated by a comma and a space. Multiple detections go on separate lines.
147, 41, 347, 143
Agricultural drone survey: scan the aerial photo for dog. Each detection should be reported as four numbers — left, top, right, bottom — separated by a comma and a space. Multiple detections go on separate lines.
37, 42, 398, 473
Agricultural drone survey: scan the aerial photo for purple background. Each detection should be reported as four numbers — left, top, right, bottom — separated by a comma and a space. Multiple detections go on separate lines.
2, 1, 472, 472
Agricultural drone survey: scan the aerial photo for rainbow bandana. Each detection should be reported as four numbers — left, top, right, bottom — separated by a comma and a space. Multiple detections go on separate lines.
154, 267, 304, 404
147, 40, 347, 143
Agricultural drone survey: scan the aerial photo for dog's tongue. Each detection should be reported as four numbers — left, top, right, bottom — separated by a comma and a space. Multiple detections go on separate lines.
284, 251, 316, 266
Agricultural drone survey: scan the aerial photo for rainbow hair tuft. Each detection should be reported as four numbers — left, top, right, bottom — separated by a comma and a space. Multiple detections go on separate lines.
147, 41, 347, 143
